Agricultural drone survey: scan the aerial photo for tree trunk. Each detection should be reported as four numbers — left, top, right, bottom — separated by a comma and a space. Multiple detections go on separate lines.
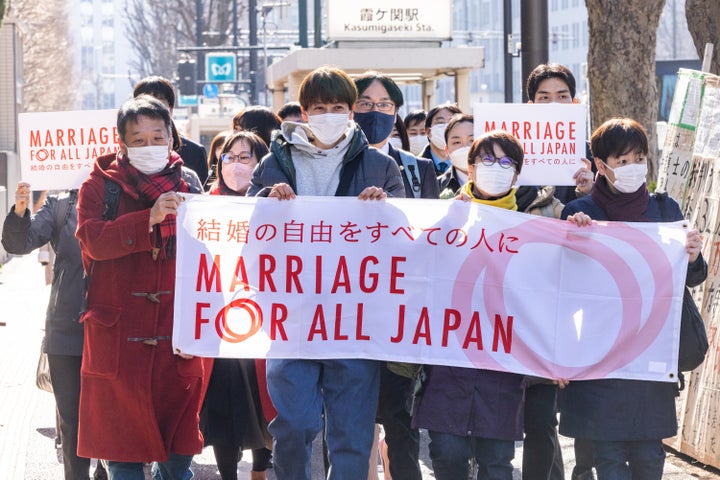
586, 0, 665, 183
685, 0, 720, 74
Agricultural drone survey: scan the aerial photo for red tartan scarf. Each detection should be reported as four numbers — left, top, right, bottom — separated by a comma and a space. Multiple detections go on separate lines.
118, 155, 189, 259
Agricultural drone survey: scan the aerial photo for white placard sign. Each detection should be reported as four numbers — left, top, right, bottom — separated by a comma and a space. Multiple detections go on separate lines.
327, 1, 452, 41
18, 109, 119, 190
474, 103, 587, 186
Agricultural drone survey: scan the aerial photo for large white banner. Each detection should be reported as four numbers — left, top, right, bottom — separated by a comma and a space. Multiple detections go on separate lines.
18, 109, 119, 190
174, 195, 690, 383
473, 103, 587, 187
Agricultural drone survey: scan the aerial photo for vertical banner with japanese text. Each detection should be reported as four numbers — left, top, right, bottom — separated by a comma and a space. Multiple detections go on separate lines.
661, 71, 720, 469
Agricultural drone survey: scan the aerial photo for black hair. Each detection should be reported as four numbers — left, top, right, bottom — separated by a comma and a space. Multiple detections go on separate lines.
468, 130, 524, 174
117, 94, 172, 143
526, 63, 576, 101
590, 118, 648, 161
424, 103, 462, 129
354, 71, 404, 109
133, 75, 176, 109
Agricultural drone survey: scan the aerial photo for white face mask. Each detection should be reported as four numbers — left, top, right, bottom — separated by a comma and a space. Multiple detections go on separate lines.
388, 137, 403, 150
429, 123, 448, 150
449, 146, 470, 173
306, 112, 351, 146
604, 162, 648, 193
408, 135, 429, 155
126, 145, 170, 175
474, 162, 516, 196
222, 162, 255, 193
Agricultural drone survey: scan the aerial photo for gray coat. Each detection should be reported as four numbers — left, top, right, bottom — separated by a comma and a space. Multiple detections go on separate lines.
2, 191, 85, 356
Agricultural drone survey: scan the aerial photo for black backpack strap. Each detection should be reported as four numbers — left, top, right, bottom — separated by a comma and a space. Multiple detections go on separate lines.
397, 149, 422, 198
102, 179, 122, 220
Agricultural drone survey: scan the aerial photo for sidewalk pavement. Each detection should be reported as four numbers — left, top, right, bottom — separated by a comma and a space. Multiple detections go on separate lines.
0, 252, 709, 479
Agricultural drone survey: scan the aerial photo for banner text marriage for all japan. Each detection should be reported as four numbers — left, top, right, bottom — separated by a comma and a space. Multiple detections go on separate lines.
173, 195, 689, 383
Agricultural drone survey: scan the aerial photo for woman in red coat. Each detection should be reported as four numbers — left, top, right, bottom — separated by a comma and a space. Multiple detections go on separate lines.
203, 130, 275, 480
75, 95, 210, 479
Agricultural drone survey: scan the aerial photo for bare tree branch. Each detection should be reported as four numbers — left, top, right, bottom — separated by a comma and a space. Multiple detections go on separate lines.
123, 0, 239, 84
8, 0, 76, 111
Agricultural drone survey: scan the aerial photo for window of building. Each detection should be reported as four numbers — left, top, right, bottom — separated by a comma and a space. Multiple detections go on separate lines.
572, 22, 580, 49
101, 26, 114, 42
80, 46, 94, 73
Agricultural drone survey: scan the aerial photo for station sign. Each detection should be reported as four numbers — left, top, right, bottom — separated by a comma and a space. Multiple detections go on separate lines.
327, 0, 452, 41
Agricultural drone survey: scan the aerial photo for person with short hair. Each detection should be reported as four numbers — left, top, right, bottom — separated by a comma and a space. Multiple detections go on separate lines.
561, 118, 706, 480
277, 101, 303, 123
248, 66, 405, 480
439, 113, 474, 199
352, 71, 438, 480
413, 130, 529, 480
133, 75, 209, 184
353, 71, 439, 200
75, 94, 208, 479
524, 62, 595, 480
419, 103, 463, 175
404, 110, 428, 156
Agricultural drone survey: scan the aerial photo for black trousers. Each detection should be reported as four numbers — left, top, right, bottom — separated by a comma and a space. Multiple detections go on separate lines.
523, 383, 565, 480
377, 366, 422, 480
48, 353, 91, 480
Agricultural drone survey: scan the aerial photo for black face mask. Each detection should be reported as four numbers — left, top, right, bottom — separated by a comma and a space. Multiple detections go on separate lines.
354, 111, 396, 145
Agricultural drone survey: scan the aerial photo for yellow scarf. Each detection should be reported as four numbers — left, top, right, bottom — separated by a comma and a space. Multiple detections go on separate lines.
460, 182, 518, 211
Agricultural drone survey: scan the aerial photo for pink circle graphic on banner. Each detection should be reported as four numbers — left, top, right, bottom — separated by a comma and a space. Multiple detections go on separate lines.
451, 216, 675, 378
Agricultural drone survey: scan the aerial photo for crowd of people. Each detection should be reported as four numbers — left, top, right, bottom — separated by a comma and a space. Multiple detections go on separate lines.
1, 62, 706, 480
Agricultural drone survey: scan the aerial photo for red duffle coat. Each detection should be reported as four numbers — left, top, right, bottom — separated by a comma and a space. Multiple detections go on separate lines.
75, 153, 211, 462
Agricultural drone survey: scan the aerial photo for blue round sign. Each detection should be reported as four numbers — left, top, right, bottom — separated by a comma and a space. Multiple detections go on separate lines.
203, 83, 219, 99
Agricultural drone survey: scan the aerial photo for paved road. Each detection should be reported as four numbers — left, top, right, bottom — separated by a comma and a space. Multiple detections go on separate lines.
0, 253, 715, 479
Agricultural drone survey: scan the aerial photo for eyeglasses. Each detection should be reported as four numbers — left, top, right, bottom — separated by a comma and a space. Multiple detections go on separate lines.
478, 155, 517, 169
221, 152, 254, 164
354, 100, 396, 113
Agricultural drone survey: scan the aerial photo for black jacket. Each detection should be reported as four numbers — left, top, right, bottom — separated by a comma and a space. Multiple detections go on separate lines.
178, 135, 209, 184
2, 192, 85, 356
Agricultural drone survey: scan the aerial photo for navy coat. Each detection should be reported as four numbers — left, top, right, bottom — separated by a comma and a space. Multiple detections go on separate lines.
559, 191, 708, 441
